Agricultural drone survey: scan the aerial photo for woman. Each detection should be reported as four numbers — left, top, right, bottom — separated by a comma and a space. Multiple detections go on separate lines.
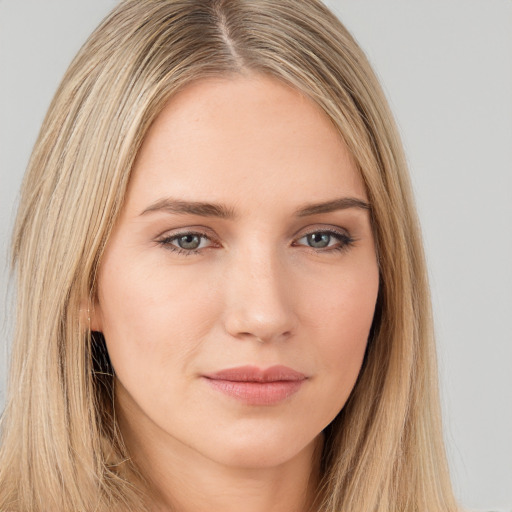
0, 0, 459, 510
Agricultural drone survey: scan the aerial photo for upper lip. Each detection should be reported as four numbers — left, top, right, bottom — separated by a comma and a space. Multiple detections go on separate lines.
203, 365, 306, 382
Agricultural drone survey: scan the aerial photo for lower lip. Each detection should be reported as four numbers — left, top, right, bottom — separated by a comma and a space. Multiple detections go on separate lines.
204, 378, 304, 405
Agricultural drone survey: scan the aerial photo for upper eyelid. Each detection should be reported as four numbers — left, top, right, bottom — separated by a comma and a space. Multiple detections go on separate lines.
156, 226, 216, 240
156, 224, 351, 240
157, 225, 349, 239
293, 225, 351, 240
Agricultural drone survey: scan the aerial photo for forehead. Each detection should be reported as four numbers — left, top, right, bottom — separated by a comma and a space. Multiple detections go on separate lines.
126, 74, 367, 213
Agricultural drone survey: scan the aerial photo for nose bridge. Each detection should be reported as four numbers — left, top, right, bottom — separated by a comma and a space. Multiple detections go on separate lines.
223, 241, 296, 342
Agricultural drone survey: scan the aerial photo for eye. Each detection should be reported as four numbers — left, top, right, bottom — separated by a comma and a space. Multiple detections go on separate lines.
304, 232, 332, 249
294, 229, 354, 252
174, 234, 204, 250
157, 231, 214, 254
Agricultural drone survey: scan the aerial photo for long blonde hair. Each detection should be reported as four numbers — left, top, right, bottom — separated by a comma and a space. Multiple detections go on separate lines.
1, 0, 457, 510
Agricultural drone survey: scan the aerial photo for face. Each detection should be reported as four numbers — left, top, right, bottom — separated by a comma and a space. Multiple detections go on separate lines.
92, 75, 379, 471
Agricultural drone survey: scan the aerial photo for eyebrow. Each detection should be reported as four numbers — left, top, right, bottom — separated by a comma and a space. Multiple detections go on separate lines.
140, 198, 237, 218
295, 197, 370, 216
140, 196, 370, 218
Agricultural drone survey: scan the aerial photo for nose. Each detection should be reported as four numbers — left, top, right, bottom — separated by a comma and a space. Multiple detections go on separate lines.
222, 246, 297, 344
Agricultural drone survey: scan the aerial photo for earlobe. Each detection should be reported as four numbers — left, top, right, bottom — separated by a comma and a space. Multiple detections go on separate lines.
90, 303, 103, 332
79, 299, 103, 332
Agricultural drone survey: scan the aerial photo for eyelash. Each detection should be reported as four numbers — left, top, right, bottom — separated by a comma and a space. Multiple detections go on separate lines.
157, 230, 214, 256
156, 228, 355, 256
293, 228, 355, 254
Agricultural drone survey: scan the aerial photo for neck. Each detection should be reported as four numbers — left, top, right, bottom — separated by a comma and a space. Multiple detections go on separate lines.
150, 446, 322, 512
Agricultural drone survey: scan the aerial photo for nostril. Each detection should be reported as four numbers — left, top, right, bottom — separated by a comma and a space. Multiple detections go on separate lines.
233, 331, 293, 344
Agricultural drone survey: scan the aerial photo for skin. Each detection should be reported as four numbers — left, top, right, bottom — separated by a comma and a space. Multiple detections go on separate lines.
92, 74, 379, 512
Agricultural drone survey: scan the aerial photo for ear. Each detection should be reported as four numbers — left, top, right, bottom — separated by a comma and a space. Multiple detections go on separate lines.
79, 298, 103, 332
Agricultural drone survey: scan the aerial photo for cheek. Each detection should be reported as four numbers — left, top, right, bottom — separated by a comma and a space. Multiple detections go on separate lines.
305, 259, 378, 344
301, 261, 378, 410
95, 250, 222, 378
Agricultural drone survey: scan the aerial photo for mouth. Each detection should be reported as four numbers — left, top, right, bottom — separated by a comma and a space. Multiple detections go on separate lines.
202, 365, 307, 406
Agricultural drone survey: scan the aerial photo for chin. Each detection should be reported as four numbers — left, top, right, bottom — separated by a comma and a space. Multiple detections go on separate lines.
196, 427, 322, 470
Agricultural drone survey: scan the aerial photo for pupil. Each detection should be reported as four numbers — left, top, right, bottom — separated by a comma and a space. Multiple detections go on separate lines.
178, 234, 200, 250
308, 233, 330, 248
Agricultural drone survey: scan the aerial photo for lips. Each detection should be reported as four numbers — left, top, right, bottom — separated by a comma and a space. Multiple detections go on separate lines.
203, 365, 306, 405
205, 365, 306, 382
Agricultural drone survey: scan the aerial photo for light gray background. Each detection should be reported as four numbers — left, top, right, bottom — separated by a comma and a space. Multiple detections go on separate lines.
0, 1, 511, 510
